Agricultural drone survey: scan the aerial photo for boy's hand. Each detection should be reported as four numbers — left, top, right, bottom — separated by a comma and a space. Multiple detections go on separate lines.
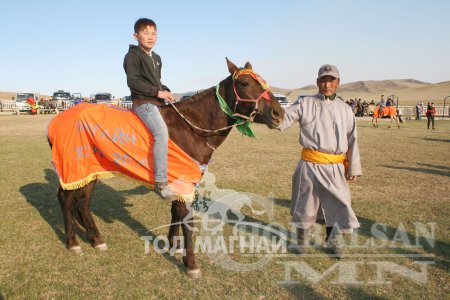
158, 91, 174, 102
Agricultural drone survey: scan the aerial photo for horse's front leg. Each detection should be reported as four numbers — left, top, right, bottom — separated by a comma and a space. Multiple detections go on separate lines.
57, 187, 82, 254
177, 201, 201, 278
168, 201, 182, 254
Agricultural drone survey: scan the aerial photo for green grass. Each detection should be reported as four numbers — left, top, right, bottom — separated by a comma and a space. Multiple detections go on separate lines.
0, 114, 449, 299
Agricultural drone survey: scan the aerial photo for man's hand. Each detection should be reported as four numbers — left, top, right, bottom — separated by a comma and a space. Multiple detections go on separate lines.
347, 175, 358, 182
158, 90, 174, 102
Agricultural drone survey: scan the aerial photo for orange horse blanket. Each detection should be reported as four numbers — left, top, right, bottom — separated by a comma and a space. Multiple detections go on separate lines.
47, 103, 202, 198
373, 106, 397, 118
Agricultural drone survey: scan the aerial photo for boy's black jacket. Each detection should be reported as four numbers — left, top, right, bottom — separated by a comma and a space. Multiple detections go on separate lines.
123, 45, 170, 106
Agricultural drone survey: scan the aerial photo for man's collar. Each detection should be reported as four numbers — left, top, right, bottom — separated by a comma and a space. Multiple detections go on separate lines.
317, 93, 337, 100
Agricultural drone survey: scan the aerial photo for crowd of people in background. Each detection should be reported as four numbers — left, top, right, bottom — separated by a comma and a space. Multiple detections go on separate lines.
342, 95, 438, 130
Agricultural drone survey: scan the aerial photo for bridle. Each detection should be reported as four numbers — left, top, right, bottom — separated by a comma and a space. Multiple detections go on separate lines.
231, 68, 272, 121
167, 68, 272, 136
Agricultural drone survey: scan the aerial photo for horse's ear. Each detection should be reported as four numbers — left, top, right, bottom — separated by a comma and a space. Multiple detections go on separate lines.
244, 61, 252, 70
226, 57, 238, 74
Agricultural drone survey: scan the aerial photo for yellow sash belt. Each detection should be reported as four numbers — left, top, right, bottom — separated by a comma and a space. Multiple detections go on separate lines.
301, 148, 348, 171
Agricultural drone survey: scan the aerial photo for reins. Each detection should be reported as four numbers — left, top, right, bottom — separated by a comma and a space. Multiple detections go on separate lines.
167, 96, 238, 134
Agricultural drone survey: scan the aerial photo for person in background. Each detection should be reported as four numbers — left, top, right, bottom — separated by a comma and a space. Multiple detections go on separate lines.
426, 102, 436, 130
386, 97, 392, 107
378, 95, 386, 118
416, 102, 422, 120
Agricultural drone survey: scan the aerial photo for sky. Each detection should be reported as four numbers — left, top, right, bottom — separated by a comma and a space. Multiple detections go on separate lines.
1, 0, 449, 98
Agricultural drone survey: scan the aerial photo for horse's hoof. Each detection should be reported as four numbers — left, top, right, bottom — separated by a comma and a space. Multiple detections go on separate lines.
69, 245, 83, 254
186, 268, 202, 279
95, 243, 108, 251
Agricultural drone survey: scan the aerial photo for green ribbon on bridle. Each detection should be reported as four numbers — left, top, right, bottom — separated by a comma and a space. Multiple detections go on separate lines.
215, 84, 256, 138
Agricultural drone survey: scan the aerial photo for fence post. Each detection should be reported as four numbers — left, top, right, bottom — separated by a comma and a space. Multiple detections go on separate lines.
443, 96, 450, 120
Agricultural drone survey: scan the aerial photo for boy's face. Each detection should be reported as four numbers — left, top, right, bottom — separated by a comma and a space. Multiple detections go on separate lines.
134, 25, 157, 52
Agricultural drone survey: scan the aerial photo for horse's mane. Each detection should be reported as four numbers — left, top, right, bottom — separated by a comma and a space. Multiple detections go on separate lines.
160, 83, 234, 139
176, 87, 216, 107
164, 86, 219, 123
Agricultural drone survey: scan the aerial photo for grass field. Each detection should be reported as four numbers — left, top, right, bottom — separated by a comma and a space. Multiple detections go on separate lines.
0, 114, 449, 299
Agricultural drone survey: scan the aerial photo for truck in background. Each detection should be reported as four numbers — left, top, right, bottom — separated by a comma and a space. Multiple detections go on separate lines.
52, 90, 72, 109
15, 92, 40, 112
120, 95, 132, 109
92, 92, 113, 104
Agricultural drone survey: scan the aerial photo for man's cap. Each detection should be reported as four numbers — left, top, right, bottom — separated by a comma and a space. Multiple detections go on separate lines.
318, 64, 340, 79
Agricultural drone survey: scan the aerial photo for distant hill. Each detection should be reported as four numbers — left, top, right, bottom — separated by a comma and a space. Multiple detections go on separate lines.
270, 79, 450, 106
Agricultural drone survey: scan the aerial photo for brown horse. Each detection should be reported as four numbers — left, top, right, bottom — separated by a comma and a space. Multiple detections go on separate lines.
49, 58, 284, 278
371, 106, 401, 129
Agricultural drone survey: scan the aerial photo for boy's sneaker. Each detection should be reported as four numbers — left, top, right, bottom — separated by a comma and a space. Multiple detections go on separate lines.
154, 182, 178, 201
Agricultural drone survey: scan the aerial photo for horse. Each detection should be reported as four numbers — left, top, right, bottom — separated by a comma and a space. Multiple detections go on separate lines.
47, 58, 285, 278
371, 105, 401, 129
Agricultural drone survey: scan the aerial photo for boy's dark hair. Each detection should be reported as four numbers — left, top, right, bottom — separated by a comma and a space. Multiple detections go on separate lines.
134, 18, 157, 33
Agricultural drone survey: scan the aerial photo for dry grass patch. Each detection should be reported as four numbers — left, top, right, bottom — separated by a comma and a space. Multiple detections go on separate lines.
0, 115, 448, 299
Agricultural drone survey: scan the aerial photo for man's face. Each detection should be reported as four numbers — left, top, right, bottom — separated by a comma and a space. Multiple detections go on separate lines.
134, 25, 157, 52
317, 75, 340, 97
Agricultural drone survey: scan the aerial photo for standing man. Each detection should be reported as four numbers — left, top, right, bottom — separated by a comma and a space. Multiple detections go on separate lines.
416, 102, 422, 120
277, 64, 362, 258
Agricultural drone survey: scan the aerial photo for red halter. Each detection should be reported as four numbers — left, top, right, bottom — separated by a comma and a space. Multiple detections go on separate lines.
232, 69, 272, 119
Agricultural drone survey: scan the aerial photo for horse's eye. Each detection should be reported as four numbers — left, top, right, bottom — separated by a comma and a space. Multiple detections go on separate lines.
240, 81, 249, 87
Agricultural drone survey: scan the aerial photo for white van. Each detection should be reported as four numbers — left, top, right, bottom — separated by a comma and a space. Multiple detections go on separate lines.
273, 92, 290, 108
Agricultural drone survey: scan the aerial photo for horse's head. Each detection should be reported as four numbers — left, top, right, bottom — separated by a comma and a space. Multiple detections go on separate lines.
223, 58, 285, 129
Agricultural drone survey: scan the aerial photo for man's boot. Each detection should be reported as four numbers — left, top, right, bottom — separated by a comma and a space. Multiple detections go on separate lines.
326, 226, 344, 259
289, 228, 309, 255
155, 182, 178, 201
